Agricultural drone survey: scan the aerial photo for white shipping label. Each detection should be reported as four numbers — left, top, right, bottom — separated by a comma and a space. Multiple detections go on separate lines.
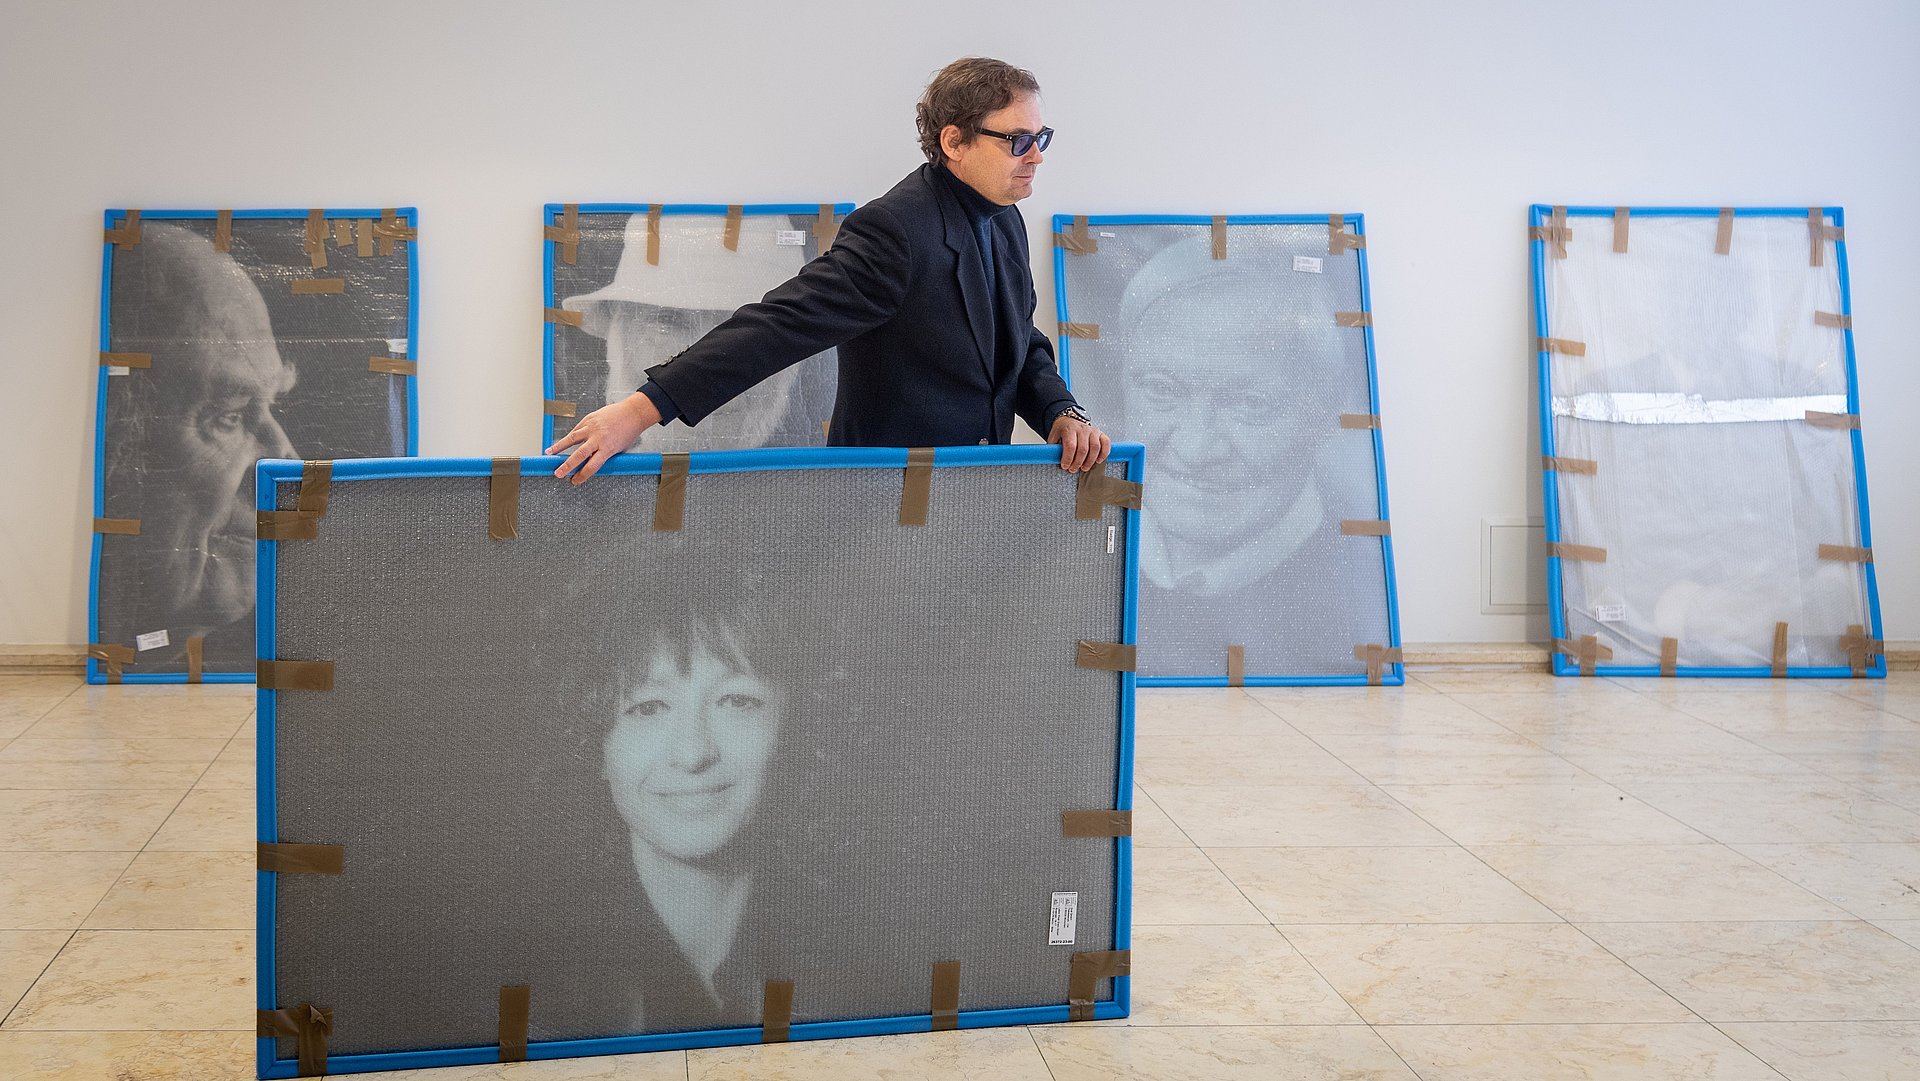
135, 629, 171, 651
1106, 526, 1117, 554
1293, 255, 1324, 274
1049, 891, 1079, 945
1593, 604, 1626, 623
107, 366, 130, 376
386, 338, 408, 354
1098, 231, 1117, 238
774, 230, 807, 246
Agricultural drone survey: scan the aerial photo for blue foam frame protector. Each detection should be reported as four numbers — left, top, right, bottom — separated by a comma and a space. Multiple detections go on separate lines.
540, 203, 858, 451
255, 443, 1141, 1077
1529, 204, 1884, 679
88, 208, 421, 685
1050, 214, 1403, 687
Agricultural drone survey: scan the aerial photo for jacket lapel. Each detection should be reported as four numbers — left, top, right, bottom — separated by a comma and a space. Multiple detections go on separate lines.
937, 180, 995, 381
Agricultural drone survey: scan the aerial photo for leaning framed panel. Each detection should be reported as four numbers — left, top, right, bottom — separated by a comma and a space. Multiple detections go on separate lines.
541, 203, 854, 452
1531, 204, 1884, 678
89, 207, 418, 684
1052, 213, 1402, 686
254, 445, 1141, 1076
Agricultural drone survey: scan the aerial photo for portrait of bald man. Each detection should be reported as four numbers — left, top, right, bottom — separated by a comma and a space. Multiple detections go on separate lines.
93, 214, 411, 678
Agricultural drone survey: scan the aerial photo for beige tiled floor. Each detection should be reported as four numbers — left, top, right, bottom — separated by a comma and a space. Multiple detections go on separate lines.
3, 670, 1919, 1079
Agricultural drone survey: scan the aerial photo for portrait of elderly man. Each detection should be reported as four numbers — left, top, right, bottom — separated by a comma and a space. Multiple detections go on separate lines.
1083, 226, 1391, 678
553, 211, 837, 453
93, 217, 408, 677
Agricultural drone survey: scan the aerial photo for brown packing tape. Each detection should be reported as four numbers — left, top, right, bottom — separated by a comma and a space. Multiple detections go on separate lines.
1536, 336, 1586, 357
356, 218, 375, 258
1075, 466, 1143, 520
292, 278, 346, 295
1530, 205, 1570, 259
1226, 644, 1245, 686
1335, 311, 1372, 327
298, 461, 332, 515
499, 985, 530, 1063
1808, 208, 1844, 267
259, 1004, 333, 1078
305, 210, 328, 269
373, 208, 416, 255
1772, 621, 1790, 677
258, 842, 345, 875
258, 660, 334, 691
543, 399, 578, 417
654, 453, 689, 532
899, 447, 934, 526
100, 351, 153, 368
258, 511, 319, 540
1210, 215, 1227, 260
368, 357, 417, 376
815, 204, 839, 250
214, 209, 233, 252
1613, 207, 1630, 253
1353, 643, 1403, 685
1805, 410, 1861, 430
1553, 635, 1613, 676
490, 458, 520, 541
1715, 208, 1734, 255
646, 205, 663, 265
1818, 543, 1872, 563
1341, 519, 1391, 537
1062, 322, 1101, 339
1659, 637, 1679, 677
186, 635, 204, 683
544, 204, 580, 266
1062, 810, 1132, 837
1339, 413, 1380, 429
94, 517, 140, 535
104, 208, 142, 247
332, 219, 352, 248
1842, 624, 1883, 677
762, 979, 794, 1043
1055, 214, 1098, 254
1076, 640, 1136, 672
88, 643, 133, 683
1814, 311, 1853, 330
1548, 541, 1606, 563
1328, 213, 1365, 254
1542, 455, 1598, 475
723, 205, 743, 252
545, 306, 584, 326
1068, 950, 1130, 1021
930, 961, 961, 1032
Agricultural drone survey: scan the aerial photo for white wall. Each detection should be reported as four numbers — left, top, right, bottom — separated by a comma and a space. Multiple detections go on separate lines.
3, 0, 1915, 648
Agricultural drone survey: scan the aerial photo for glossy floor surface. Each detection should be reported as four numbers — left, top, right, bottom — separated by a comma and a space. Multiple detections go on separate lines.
3, 671, 1919, 1079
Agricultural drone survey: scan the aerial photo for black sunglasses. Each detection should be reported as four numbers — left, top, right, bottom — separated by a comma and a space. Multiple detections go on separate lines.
975, 126, 1053, 156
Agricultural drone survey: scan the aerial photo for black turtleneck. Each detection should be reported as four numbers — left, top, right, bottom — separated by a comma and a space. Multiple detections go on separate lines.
933, 162, 1014, 295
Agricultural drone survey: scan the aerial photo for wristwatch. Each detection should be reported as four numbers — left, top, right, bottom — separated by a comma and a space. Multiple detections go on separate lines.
1056, 406, 1092, 426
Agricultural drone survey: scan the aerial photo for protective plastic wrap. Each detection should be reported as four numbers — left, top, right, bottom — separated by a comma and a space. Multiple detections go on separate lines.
1052, 215, 1401, 685
542, 204, 850, 452
1532, 205, 1883, 677
89, 209, 417, 684
255, 446, 1139, 1076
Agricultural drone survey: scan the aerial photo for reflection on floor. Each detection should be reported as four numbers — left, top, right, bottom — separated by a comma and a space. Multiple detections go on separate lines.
3, 670, 1919, 1079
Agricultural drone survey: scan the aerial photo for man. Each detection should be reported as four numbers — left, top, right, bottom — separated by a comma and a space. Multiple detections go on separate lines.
548, 57, 1110, 481
98, 222, 299, 671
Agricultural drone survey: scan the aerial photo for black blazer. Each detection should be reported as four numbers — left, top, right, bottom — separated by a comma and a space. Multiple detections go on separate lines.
647, 164, 1078, 447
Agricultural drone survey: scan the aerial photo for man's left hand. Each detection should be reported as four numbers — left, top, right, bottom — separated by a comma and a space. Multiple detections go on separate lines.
1048, 415, 1111, 473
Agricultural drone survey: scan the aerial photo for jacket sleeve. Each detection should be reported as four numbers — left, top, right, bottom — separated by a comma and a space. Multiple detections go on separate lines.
645, 204, 913, 426
1014, 276, 1079, 436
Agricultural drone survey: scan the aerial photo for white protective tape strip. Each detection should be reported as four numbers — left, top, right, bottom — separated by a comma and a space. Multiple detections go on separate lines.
1551, 392, 1848, 425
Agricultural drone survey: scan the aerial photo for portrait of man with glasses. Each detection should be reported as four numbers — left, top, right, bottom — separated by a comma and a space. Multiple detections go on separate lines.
548, 56, 1110, 481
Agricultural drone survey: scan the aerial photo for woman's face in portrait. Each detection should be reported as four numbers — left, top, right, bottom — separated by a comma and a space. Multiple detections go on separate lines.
602, 640, 784, 862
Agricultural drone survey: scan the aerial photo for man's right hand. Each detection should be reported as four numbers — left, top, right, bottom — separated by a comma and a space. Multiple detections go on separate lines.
545, 391, 662, 484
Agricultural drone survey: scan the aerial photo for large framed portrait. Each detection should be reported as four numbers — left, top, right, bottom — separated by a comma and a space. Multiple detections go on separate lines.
541, 203, 852, 452
89, 208, 418, 683
254, 445, 1141, 1076
1531, 205, 1884, 677
1053, 214, 1402, 685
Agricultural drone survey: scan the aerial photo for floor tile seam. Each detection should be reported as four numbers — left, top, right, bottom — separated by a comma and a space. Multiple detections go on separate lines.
1359, 1021, 1431, 1081
1433, 693, 1618, 787
1554, 918, 1719, 1029
1704, 842, 1920, 927
1023, 1022, 1061, 1080
1130, 783, 1202, 849
0, 927, 77, 1029
1262, 925, 1374, 1028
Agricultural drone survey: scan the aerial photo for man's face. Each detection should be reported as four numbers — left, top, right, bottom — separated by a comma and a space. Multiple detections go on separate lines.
946, 92, 1045, 205
143, 298, 297, 631
1127, 306, 1330, 547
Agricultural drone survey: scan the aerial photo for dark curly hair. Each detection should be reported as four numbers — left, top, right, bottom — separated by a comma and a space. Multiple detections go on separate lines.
915, 57, 1040, 164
